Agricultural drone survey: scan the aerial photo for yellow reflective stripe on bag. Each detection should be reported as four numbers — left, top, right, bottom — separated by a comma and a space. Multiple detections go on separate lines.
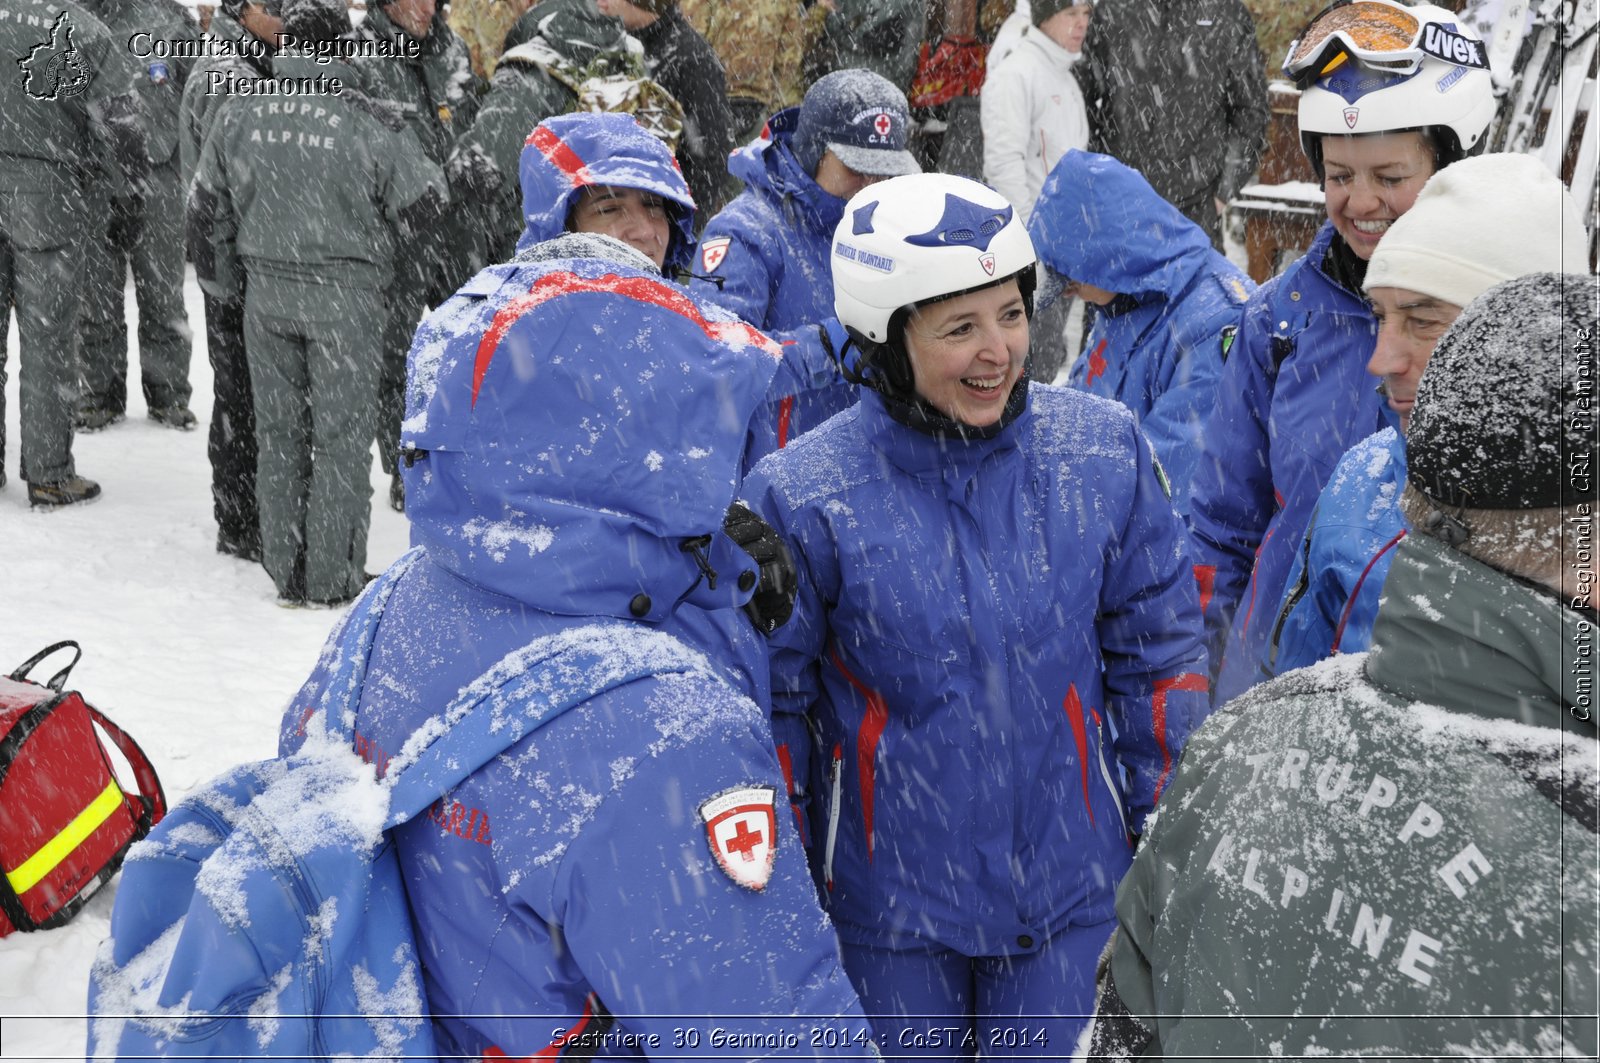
6, 781, 123, 895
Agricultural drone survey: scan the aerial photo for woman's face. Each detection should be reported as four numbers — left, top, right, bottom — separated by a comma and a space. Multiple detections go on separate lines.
569, 185, 671, 268
1321, 132, 1436, 260
904, 280, 1030, 427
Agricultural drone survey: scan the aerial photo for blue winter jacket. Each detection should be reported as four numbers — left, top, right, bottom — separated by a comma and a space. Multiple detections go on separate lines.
1271, 425, 1409, 675
279, 234, 876, 1061
1028, 151, 1254, 514
689, 108, 860, 471
743, 384, 1210, 957
1186, 220, 1386, 706
514, 111, 699, 275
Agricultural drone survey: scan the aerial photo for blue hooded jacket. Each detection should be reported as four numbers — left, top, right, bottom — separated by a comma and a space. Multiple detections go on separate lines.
279, 233, 877, 1060
688, 109, 860, 471
1186, 220, 1387, 706
1271, 425, 1409, 676
514, 111, 698, 274
1028, 152, 1254, 513
743, 384, 1210, 957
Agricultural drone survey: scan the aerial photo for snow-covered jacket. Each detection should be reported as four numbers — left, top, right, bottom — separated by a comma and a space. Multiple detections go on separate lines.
742, 384, 1210, 957
1187, 221, 1386, 706
1074, 0, 1267, 216
810, 0, 925, 91
1028, 151, 1253, 511
979, 26, 1088, 221
275, 233, 876, 1060
689, 109, 858, 470
1091, 531, 1599, 1060
514, 111, 698, 274
1271, 425, 1408, 676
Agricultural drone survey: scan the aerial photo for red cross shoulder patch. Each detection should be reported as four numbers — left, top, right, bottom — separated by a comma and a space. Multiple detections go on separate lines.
701, 236, 731, 273
698, 785, 777, 891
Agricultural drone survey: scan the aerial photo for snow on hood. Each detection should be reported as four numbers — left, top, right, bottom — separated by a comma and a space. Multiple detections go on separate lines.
515, 111, 697, 274
399, 234, 782, 618
1027, 150, 1218, 302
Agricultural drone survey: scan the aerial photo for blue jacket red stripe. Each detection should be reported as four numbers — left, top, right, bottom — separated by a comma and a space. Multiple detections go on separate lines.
744, 383, 1209, 957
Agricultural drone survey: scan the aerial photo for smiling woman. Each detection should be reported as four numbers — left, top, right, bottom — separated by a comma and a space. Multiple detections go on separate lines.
1185, 0, 1503, 707
740, 172, 1210, 1060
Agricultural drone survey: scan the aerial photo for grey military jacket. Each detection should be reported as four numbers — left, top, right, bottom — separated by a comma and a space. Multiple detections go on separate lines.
1094, 532, 1599, 1061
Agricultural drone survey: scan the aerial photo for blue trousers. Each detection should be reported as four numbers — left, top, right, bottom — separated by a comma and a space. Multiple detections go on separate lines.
841, 920, 1114, 1062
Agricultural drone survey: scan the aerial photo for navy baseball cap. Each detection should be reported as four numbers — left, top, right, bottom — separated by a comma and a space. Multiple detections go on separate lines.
792, 69, 921, 178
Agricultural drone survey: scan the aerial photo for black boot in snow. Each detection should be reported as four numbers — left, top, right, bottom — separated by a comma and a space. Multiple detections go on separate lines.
28, 476, 102, 509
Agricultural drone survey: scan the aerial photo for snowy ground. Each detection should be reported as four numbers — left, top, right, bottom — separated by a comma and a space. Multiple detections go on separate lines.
0, 269, 410, 1060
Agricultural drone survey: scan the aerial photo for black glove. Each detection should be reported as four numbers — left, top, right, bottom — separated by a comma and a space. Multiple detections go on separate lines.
724, 501, 798, 635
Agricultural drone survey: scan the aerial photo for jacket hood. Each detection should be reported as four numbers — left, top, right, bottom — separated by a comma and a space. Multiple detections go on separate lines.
728, 107, 847, 235
501, 0, 626, 60
515, 112, 697, 273
1028, 151, 1217, 302
401, 233, 782, 620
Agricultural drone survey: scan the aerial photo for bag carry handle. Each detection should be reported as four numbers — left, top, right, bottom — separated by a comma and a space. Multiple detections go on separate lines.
10, 641, 82, 692
87, 706, 167, 828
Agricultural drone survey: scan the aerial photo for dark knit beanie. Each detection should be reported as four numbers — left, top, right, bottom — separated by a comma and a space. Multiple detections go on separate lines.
280, 0, 348, 42
1032, 0, 1079, 27
1408, 272, 1599, 511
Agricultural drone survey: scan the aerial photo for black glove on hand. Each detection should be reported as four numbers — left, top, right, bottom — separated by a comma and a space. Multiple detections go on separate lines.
724, 501, 798, 635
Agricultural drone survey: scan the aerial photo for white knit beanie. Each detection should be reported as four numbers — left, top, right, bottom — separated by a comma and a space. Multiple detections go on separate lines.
1364, 152, 1590, 307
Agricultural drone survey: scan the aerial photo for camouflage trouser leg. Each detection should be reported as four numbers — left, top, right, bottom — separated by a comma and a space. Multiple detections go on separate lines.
245, 287, 382, 602
127, 162, 192, 409
0, 175, 86, 485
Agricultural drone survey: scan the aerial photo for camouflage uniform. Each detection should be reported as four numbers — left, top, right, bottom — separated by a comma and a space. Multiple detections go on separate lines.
679, 0, 826, 141
191, 57, 445, 602
78, 0, 199, 427
1, 0, 146, 495
444, 0, 520, 79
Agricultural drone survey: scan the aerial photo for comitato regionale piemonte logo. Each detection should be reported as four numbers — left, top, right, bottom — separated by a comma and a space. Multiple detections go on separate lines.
19, 11, 92, 100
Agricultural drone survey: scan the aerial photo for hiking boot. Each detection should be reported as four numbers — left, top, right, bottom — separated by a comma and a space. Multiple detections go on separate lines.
74, 406, 125, 432
217, 529, 263, 562
28, 476, 102, 509
388, 472, 405, 513
148, 404, 198, 431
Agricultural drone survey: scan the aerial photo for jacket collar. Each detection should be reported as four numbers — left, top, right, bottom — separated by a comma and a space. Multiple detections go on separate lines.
1366, 532, 1597, 733
858, 384, 1030, 486
728, 126, 846, 236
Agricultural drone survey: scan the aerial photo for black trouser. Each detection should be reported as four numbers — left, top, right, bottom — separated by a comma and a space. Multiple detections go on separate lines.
204, 291, 258, 548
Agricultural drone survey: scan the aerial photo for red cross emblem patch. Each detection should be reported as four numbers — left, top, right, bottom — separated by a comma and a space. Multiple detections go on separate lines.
979, 253, 996, 276
1343, 106, 1360, 129
699, 785, 777, 891
874, 113, 893, 137
701, 236, 731, 273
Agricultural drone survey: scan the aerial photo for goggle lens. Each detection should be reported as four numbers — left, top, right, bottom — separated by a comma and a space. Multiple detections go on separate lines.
1285, 1, 1423, 83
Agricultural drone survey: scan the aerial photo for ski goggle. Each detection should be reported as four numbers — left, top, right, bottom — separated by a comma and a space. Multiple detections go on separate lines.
1282, 0, 1488, 89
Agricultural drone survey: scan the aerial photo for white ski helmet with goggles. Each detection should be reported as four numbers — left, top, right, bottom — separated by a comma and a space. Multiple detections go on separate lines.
1287, 0, 1494, 178
832, 173, 1037, 347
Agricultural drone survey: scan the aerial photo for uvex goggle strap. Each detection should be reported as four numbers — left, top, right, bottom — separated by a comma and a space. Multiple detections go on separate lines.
1283, 0, 1489, 89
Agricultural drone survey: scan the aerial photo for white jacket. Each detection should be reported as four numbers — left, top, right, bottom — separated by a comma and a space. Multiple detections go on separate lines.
979, 25, 1089, 223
